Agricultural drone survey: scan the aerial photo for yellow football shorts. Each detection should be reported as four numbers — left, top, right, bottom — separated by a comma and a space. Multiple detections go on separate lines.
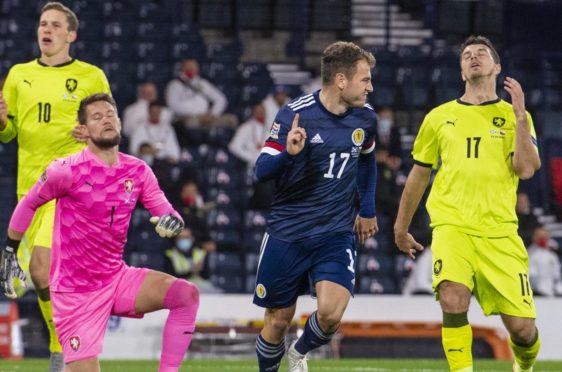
431, 227, 536, 318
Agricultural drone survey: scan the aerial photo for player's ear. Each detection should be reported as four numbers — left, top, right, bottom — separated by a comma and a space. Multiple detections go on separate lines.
335, 72, 346, 90
67, 31, 77, 44
494, 63, 501, 76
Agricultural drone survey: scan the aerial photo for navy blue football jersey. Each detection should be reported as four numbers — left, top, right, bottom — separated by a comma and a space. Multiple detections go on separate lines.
259, 91, 377, 241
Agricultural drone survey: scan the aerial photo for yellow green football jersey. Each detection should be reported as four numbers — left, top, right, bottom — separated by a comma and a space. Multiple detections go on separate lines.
0, 59, 111, 196
412, 98, 538, 237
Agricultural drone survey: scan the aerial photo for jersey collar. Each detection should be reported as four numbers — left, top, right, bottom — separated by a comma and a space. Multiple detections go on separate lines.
314, 90, 353, 119
456, 97, 501, 106
36, 58, 76, 68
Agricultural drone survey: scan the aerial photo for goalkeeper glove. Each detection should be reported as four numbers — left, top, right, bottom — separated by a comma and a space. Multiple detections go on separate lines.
0, 238, 27, 299
150, 214, 184, 238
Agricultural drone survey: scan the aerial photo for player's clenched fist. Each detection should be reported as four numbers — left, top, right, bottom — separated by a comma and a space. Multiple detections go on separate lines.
287, 113, 307, 155
150, 214, 184, 238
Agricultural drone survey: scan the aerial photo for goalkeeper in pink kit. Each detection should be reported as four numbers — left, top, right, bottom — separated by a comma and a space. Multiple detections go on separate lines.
0, 93, 199, 372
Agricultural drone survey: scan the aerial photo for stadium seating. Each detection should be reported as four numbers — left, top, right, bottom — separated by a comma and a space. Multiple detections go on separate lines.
1, 0, 561, 299
208, 252, 245, 292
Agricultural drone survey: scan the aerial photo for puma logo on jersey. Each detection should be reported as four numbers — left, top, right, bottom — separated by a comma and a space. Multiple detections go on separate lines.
23, 80, 32, 87
447, 347, 464, 353
446, 119, 457, 126
523, 298, 532, 307
310, 133, 324, 144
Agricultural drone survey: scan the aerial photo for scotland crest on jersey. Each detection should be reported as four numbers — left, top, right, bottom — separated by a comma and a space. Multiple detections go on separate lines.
352, 128, 365, 146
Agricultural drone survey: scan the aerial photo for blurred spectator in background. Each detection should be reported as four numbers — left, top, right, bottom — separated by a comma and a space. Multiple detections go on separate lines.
0, 75, 5, 90
165, 58, 237, 129
229, 103, 275, 210
301, 67, 322, 95
176, 180, 217, 254
402, 245, 433, 295
516, 191, 541, 246
164, 227, 215, 278
137, 142, 175, 198
375, 106, 405, 243
528, 225, 562, 297
229, 103, 267, 167
129, 100, 180, 163
164, 227, 220, 293
262, 84, 290, 134
375, 106, 402, 170
549, 157, 562, 221
122, 82, 172, 138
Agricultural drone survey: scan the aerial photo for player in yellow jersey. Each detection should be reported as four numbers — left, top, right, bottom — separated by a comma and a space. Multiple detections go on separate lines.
394, 35, 541, 372
0, 3, 110, 370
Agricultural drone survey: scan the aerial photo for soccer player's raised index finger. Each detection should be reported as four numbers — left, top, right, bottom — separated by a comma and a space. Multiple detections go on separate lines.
291, 113, 300, 129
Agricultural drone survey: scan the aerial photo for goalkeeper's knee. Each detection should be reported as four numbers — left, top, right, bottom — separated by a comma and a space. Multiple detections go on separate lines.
164, 279, 199, 311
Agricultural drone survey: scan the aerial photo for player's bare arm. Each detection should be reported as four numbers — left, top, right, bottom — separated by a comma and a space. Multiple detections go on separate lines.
505, 77, 541, 179
353, 216, 379, 245
394, 164, 429, 259
286, 113, 306, 155
0, 93, 8, 130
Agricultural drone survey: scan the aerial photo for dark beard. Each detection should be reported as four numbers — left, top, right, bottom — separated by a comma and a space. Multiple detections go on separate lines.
91, 133, 121, 149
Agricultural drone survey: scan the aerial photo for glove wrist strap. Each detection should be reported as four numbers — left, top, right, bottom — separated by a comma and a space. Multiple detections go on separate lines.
6, 237, 21, 253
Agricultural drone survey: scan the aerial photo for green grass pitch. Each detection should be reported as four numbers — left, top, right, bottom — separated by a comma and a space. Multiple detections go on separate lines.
2, 359, 562, 371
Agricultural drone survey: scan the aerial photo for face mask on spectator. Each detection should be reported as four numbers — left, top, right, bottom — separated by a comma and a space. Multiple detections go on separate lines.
536, 237, 549, 248
177, 238, 193, 252
378, 118, 392, 133
256, 113, 266, 124
182, 195, 196, 207
141, 155, 154, 166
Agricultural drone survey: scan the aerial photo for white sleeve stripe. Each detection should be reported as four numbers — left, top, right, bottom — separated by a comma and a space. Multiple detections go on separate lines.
261, 147, 281, 155
361, 141, 376, 154
288, 94, 313, 108
290, 100, 315, 111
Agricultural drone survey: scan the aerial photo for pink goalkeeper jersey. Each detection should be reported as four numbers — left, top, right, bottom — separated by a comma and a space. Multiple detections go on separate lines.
10, 147, 181, 292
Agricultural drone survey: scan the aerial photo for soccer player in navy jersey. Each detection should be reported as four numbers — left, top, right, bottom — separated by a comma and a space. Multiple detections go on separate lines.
253, 41, 378, 372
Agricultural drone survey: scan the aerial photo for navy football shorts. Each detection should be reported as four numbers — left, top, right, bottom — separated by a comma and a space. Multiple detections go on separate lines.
252, 230, 356, 309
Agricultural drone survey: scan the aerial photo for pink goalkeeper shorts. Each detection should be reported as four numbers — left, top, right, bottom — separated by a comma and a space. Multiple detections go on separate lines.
51, 264, 149, 363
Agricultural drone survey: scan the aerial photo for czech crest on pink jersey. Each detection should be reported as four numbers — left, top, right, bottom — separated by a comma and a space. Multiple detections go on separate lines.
70, 335, 81, 351
124, 179, 134, 194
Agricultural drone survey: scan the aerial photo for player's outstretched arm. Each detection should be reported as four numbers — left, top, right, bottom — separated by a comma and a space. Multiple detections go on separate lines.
0, 233, 27, 299
150, 214, 184, 238
394, 164, 430, 259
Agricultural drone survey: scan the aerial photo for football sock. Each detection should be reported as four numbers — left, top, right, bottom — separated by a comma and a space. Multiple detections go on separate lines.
256, 334, 285, 372
37, 287, 63, 353
442, 312, 473, 372
510, 328, 540, 372
159, 279, 199, 372
294, 311, 336, 355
